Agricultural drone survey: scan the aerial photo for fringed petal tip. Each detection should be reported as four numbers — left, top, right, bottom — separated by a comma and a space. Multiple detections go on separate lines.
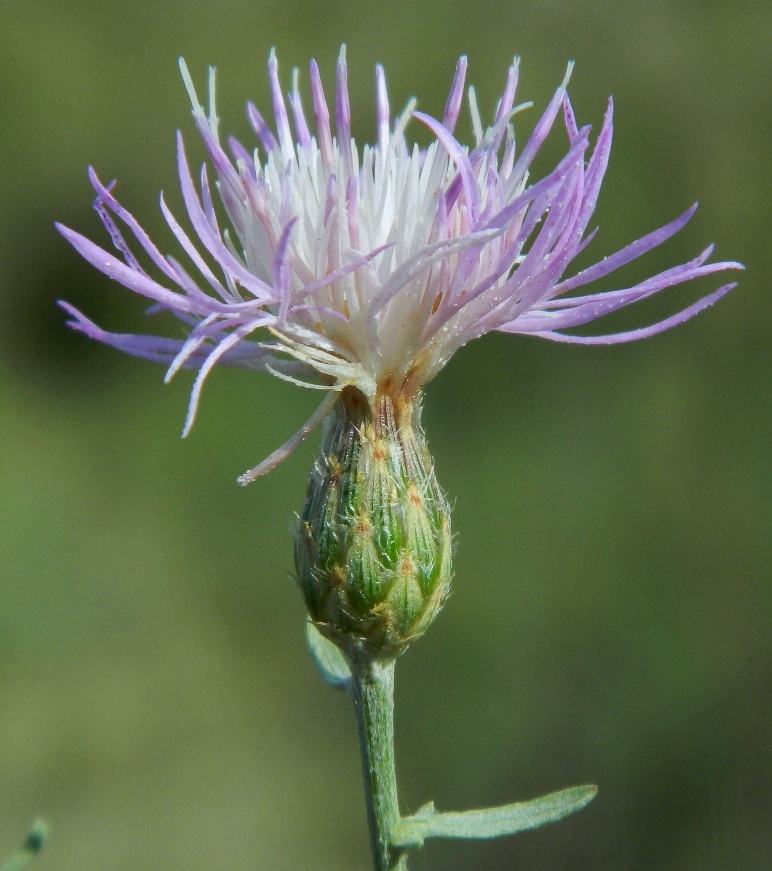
58, 299, 94, 334
57, 300, 199, 365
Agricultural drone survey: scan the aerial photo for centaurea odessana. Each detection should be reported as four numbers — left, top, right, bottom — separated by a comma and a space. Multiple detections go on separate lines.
58, 48, 742, 871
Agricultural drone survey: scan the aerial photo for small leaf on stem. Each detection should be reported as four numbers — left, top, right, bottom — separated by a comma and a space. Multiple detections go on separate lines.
0, 821, 47, 871
306, 621, 352, 688
393, 784, 597, 848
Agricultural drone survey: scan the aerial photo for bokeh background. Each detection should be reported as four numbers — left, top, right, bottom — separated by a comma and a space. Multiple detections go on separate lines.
1, 1, 770, 870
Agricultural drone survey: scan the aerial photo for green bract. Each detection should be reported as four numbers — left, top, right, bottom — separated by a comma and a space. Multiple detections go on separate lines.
295, 387, 452, 663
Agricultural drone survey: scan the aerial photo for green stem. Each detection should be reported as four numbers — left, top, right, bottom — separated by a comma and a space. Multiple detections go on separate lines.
350, 659, 407, 871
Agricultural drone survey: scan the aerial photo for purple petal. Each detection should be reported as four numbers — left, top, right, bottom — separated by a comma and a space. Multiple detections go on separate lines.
176, 133, 275, 300
199, 164, 220, 234
159, 193, 231, 300
483, 132, 588, 233
268, 48, 294, 161
300, 243, 390, 298
227, 135, 255, 173
165, 256, 223, 306
507, 62, 573, 191
443, 56, 467, 133
89, 167, 179, 282
367, 227, 502, 341
182, 318, 266, 436
569, 98, 613, 243
510, 254, 743, 332
189, 110, 244, 206
494, 58, 519, 125
309, 58, 334, 169
57, 223, 210, 316
92, 189, 148, 277
246, 101, 277, 154
528, 283, 737, 344
555, 202, 698, 296
562, 94, 579, 142
273, 218, 297, 322
164, 312, 221, 381
60, 301, 190, 363
413, 111, 479, 220
289, 303, 349, 322
289, 68, 312, 147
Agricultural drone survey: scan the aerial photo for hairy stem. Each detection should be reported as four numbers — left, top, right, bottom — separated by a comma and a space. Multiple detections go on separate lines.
350, 660, 407, 871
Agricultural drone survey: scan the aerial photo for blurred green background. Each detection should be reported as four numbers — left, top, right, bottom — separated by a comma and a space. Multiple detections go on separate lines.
1, 1, 769, 870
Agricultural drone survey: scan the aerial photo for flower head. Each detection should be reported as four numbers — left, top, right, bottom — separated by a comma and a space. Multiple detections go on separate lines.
58, 47, 741, 483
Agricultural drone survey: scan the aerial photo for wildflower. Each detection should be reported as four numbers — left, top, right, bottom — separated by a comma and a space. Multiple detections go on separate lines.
58, 46, 741, 489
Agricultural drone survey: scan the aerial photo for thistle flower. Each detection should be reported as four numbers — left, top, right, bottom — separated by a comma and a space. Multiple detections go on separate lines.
58, 49, 743, 655
57, 47, 741, 487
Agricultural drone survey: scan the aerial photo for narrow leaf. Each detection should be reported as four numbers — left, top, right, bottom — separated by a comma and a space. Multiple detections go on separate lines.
305, 622, 352, 689
0, 821, 47, 871
393, 784, 597, 847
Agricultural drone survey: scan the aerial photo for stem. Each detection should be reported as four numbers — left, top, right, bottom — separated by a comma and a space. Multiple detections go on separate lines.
350, 659, 407, 871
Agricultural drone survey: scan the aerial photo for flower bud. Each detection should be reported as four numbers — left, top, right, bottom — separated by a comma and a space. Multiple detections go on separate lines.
295, 387, 452, 663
